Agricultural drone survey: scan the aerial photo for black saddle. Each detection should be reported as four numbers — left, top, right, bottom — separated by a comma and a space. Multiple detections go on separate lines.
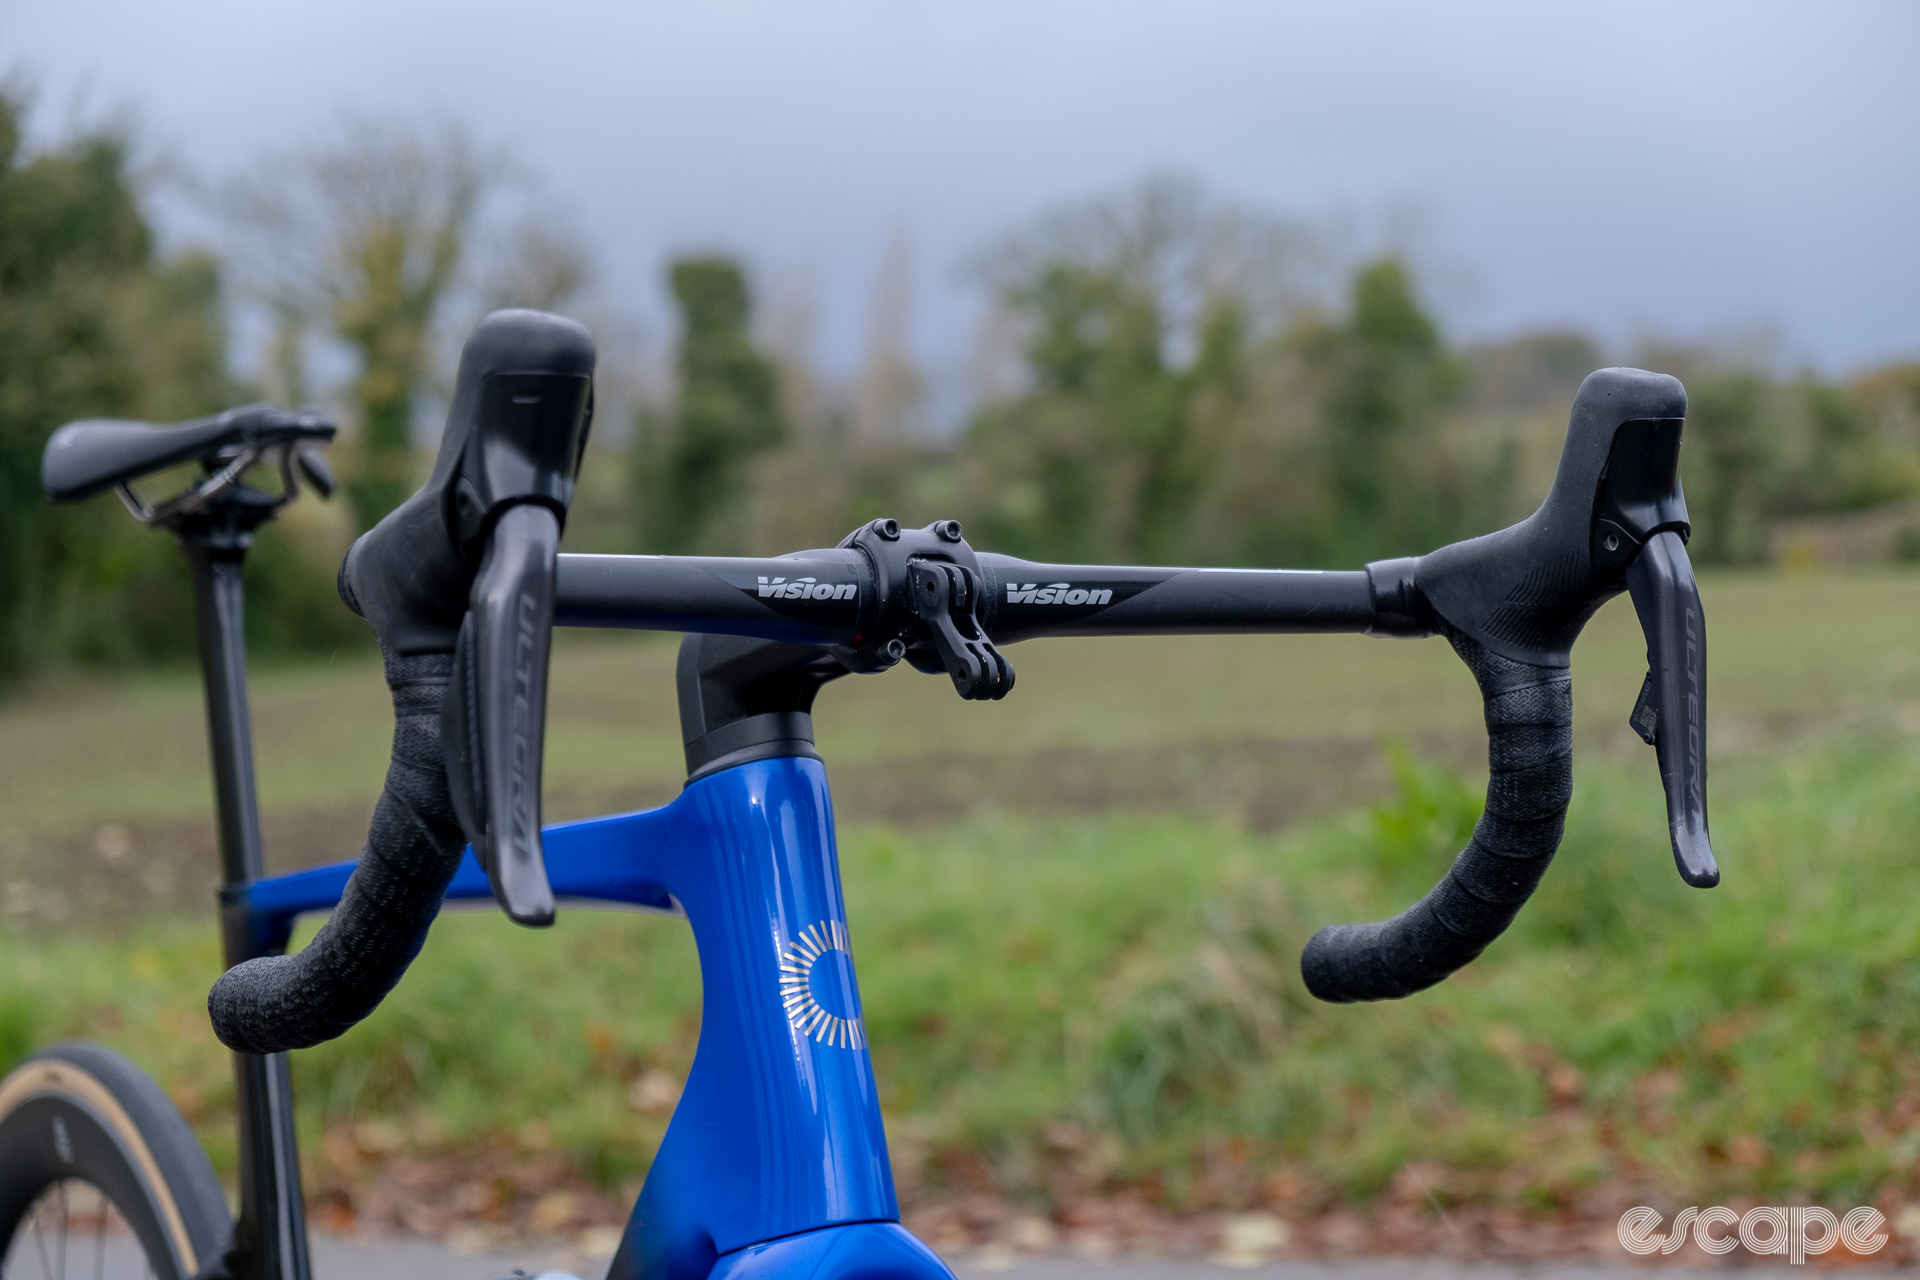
43, 404, 336, 503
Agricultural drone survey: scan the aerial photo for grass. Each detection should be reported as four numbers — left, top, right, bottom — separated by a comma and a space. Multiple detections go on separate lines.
3, 570, 1920, 1226
4, 726, 1920, 1220
3, 569, 1919, 849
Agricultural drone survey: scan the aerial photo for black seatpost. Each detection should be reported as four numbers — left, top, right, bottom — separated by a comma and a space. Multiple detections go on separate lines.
180, 502, 312, 1280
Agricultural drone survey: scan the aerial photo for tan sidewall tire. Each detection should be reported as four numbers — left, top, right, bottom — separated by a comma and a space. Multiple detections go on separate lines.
0, 1042, 230, 1280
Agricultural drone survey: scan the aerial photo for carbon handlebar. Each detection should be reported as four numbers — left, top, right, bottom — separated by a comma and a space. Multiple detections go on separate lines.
207, 353, 1712, 1054
554, 553, 1377, 642
555, 368, 1717, 1004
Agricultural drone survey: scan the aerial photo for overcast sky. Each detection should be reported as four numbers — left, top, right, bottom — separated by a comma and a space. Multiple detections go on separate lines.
6, 0, 1917, 419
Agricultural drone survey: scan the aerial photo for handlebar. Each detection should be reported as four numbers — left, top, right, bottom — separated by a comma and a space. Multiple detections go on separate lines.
203, 345, 1712, 1054
1301, 368, 1715, 1000
554, 554, 1376, 642
558, 368, 1715, 1003
208, 309, 594, 1054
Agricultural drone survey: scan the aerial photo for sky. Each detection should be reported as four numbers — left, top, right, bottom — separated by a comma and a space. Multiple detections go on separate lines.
5, 0, 1917, 422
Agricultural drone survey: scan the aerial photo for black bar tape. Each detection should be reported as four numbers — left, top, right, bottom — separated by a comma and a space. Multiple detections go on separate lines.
1299, 632, 1573, 1003
208, 652, 468, 1053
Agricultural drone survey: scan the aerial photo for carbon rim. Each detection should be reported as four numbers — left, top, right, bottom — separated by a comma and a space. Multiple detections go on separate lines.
2, 1179, 159, 1280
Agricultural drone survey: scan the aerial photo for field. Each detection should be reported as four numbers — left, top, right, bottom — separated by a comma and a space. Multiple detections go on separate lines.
4, 571, 1920, 1259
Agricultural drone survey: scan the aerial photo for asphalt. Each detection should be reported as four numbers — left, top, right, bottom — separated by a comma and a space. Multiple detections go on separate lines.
302, 1235, 1884, 1280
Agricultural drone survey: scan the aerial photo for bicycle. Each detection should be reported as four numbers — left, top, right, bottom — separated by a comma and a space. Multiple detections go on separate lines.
4, 308, 1716, 1280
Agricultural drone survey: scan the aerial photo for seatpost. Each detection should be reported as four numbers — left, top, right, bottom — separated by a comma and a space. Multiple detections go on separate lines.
180, 509, 312, 1280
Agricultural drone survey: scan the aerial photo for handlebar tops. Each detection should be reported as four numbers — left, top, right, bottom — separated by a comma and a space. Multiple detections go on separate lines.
157, 308, 1709, 1054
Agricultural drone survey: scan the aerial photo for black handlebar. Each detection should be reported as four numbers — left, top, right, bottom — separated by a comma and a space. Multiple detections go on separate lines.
1302, 367, 1714, 1001
555, 553, 1376, 642
1300, 634, 1571, 1001
556, 368, 1716, 1004
194, 338, 1710, 1053
208, 309, 595, 1054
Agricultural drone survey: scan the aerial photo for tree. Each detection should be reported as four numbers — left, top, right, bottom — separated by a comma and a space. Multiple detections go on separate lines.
633, 257, 785, 553
228, 120, 492, 529
1291, 257, 1467, 564
481, 219, 592, 316
1680, 372, 1778, 565
964, 179, 1297, 562
1793, 379, 1920, 515
0, 90, 231, 675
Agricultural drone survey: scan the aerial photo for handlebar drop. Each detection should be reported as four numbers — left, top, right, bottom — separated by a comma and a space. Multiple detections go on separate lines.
208, 309, 594, 1053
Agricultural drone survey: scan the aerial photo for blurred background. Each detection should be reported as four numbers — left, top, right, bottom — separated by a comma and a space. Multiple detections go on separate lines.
3, 0, 1919, 1266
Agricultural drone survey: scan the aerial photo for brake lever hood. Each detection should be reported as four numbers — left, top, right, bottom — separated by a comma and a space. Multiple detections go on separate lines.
1401, 367, 1714, 890
335, 308, 595, 927
1414, 368, 1686, 667
436, 318, 594, 925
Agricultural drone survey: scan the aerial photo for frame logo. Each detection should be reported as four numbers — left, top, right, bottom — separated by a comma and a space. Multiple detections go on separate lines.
778, 920, 867, 1050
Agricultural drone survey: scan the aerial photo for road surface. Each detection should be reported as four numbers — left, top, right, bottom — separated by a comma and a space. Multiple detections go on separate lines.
305, 1234, 1879, 1280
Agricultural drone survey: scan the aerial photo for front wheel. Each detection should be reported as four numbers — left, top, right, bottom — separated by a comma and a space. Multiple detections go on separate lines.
0, 1042, 231, 1280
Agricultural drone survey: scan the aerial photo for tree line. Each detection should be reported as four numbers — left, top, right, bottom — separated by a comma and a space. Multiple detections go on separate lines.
4, 95, 1917, 682
653, 181, 1920, 577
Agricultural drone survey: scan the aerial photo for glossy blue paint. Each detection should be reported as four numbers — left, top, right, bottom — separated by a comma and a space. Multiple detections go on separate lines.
237, 755, 954, 1280
707, 1223, 953, 1280
225, 812, 677, 955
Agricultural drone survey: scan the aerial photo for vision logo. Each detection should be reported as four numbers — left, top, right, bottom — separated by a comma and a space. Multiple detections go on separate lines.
757, 576, 857, 602
778, 920, 866, 1050
1005, 582, 1113, 606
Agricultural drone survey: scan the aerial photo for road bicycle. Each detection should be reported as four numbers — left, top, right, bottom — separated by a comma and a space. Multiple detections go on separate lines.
2, 309, 1716, 1280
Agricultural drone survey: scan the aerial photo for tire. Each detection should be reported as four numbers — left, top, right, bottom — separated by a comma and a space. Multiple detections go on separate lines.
0, 1042, 231, 1280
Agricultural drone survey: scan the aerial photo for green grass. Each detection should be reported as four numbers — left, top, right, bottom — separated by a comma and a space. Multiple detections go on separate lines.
3, 570, 1920, 1216
4, 570, 1920, 849
4, 720, 1920, 1214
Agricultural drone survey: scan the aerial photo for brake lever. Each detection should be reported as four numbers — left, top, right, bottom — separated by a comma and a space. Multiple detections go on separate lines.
1626, 531, 1716, 885
437, 351, 595, 927
1588, 414, 1717, 886
1410, 367, 1716, 892
445, 504, 564, 924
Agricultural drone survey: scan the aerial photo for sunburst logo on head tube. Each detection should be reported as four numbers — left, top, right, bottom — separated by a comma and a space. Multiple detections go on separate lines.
779, 920, 866, 1050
